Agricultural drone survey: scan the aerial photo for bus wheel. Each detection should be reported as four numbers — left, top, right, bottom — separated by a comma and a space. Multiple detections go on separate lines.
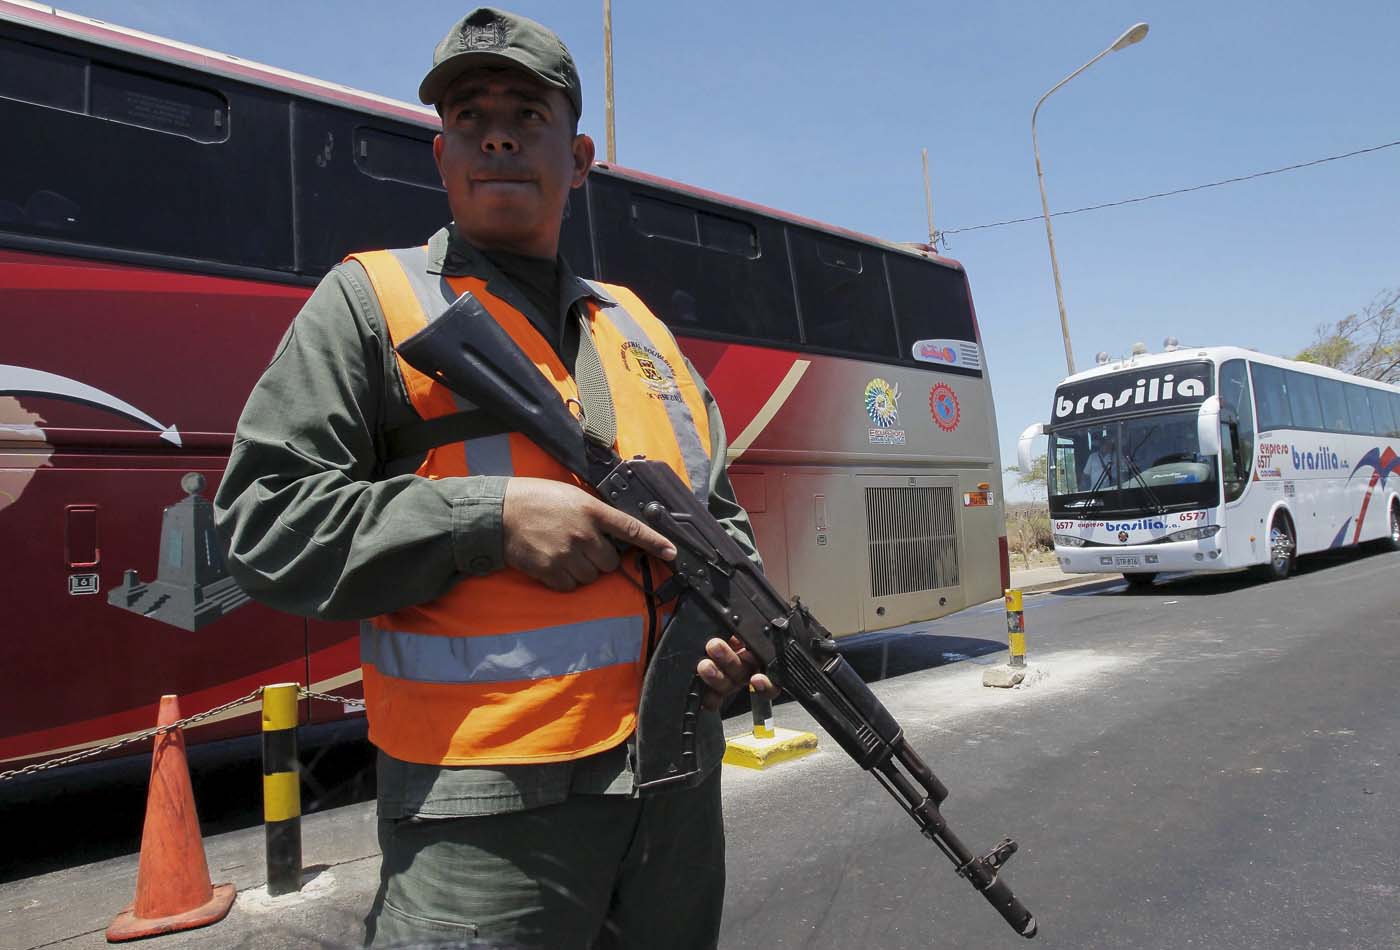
1387, 501, 1400, 552
1124, 572, 1157, 588
1254, 515, 1295, 581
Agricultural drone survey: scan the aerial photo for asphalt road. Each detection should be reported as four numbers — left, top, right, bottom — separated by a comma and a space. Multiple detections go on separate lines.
4, 544, 1398, 949
723, 545, 1400, 949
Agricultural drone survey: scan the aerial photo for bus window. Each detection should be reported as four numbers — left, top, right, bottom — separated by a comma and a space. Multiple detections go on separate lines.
1344, 383, 1374, 434
1250, 363, 1292, 432
0, 34, 85, 111
789, 228, 897, 358
1284, 370, 1323, 429
90, 63, 228, 143
698, 211, 758, 258
886, 252, 978, 370
1366, 389, 1395, 438
1, 44, 293, 270
353, 127, 442, 189
291, 102, 445, 275
1391, 393, 1400, 438
1315, 377, 1351, 431
590, 175, 800, 342
1220, 360, 1254, 501
1051, 433, 1083, 495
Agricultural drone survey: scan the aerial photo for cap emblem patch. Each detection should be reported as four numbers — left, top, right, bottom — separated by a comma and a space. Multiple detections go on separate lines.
463, 18, 508, 51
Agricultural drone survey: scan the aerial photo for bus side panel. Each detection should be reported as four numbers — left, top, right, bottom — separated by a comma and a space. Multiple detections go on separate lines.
726, 466, 790, 600
0, 253, 316, 764
0, 451, 308, 764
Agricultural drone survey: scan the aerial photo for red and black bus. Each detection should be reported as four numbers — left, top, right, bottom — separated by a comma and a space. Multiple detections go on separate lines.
0, 0, 1009, 769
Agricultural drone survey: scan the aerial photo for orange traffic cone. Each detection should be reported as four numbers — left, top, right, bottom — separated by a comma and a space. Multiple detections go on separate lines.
106, 694, 236, 942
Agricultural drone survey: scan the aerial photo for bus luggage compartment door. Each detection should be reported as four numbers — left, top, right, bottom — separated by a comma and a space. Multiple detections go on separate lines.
780, 472, 862, 638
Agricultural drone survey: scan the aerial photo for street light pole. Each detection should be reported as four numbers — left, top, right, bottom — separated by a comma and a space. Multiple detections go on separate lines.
1032, 22, 1149, 376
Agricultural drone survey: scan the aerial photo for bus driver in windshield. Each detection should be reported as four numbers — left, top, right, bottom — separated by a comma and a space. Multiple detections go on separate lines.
1083, 436, 1118, 487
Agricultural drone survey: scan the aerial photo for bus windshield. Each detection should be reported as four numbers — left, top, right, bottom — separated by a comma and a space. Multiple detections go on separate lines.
1049, 411, 1219, 516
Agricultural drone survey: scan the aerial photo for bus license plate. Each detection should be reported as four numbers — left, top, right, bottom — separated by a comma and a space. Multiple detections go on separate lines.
1114, 555, 1140, 567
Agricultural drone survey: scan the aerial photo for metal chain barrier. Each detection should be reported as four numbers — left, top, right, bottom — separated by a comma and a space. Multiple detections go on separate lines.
301, 688, 364, 708
0, 684, 363, 783
0, 687, 266, 783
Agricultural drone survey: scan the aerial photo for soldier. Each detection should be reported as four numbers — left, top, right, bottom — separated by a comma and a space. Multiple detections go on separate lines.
215, 8, 773, 947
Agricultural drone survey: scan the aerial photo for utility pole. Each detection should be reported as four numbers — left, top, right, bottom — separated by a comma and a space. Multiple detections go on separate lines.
603, 0, 617, 163
921, 148, 936, 249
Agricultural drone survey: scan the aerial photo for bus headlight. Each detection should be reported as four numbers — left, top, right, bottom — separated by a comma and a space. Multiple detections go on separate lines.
1167, 524, 1222, 542
1053, 534, 1087, 547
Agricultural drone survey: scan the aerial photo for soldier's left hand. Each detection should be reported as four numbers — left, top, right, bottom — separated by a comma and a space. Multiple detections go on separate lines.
696, 636, 778, 712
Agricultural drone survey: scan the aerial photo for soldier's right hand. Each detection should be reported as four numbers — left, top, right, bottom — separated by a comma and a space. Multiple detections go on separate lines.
501, 477, 677, 592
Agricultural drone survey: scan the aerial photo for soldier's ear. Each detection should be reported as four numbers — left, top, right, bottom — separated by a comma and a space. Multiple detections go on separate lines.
571, 133, 595, 188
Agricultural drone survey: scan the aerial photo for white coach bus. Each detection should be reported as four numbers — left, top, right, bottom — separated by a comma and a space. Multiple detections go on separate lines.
1020, 344, 1400, 586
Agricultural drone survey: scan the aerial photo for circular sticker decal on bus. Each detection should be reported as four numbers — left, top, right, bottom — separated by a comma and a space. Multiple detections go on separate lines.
929, 383, 960, 431
864, 378, 901, 428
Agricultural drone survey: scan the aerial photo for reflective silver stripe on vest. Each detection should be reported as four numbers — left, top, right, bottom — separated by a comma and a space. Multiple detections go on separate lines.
386, 247, 515, 476
584, 280, 710, 501
361, 615, 644, 684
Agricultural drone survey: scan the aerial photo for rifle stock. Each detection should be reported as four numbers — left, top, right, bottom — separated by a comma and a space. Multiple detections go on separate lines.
396, 292, 1037, 938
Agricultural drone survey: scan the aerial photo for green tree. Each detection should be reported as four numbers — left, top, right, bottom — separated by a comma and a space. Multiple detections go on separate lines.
1003, 455, 1050, 570
1296, 288, 1400, 383
1004, 455, 1048, 502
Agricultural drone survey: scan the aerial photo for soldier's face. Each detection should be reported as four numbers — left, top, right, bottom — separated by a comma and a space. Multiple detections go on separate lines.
433, 68, 593, 258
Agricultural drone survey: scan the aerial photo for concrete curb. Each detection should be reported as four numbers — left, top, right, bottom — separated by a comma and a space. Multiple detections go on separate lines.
1014, 572, 1116, 595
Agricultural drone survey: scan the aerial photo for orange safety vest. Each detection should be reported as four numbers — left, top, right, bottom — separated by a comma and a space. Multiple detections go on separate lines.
348, 246, 712, 766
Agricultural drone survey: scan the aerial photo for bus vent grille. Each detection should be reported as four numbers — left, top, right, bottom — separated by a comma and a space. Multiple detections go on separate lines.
865, 487, 960, 597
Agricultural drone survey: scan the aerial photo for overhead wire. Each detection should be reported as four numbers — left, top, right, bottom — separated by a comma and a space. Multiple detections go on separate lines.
935, 137, 1400, 249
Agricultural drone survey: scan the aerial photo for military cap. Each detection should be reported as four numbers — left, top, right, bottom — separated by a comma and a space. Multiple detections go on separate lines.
419, 7, 583, 119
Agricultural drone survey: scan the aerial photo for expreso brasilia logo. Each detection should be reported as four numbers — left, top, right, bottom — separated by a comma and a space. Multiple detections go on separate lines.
864, 378, 901, 428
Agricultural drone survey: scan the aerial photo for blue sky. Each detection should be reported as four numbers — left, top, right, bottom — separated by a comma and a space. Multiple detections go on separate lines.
55, 0, 1400, 498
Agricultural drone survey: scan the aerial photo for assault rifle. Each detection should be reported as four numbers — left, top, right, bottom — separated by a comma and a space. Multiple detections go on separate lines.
396, 294, 1037, 938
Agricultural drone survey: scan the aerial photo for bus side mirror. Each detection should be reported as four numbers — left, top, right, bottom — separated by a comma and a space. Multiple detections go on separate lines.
1197, 397, 1222, 456
1017, 422, 1047, 473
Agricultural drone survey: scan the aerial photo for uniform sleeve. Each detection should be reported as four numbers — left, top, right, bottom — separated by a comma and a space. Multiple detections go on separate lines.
213, 264, 507, 621
684, 356, 763, 570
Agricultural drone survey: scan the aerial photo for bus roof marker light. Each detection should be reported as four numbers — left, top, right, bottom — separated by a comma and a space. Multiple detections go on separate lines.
1095, 351, 1111, 365
1131, 342, 1148, 356
1163, 336, 1180, 352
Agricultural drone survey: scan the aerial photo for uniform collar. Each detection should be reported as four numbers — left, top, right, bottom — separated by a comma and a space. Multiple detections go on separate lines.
425, 225, 617, 309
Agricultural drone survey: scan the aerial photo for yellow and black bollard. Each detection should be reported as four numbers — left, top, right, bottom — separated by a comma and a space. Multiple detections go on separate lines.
1005, 589, 1026, 668
261, 682, 302, 896
750, 687, 775, 739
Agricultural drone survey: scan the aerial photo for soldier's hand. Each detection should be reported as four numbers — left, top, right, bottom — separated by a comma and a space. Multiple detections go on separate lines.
502, 477, 676, 591
696, 636, 777, 712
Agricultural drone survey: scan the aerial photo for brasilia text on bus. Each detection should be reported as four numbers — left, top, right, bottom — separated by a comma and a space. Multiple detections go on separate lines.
1291, 446, 1343, 471
1104, 519, 1167, 531
1055, 373, 1206, 419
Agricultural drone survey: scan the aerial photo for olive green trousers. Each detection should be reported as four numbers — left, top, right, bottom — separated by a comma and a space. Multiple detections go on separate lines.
364, 768, 725, 949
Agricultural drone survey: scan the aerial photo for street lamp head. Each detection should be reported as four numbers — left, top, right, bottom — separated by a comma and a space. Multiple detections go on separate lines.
1111, 22, 1150, 52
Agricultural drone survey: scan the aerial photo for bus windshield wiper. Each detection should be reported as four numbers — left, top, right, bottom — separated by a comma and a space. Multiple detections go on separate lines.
1123, 425, 1167, 514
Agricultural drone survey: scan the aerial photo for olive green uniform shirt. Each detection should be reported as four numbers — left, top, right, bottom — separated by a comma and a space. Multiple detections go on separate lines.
214, 226, 759, 818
